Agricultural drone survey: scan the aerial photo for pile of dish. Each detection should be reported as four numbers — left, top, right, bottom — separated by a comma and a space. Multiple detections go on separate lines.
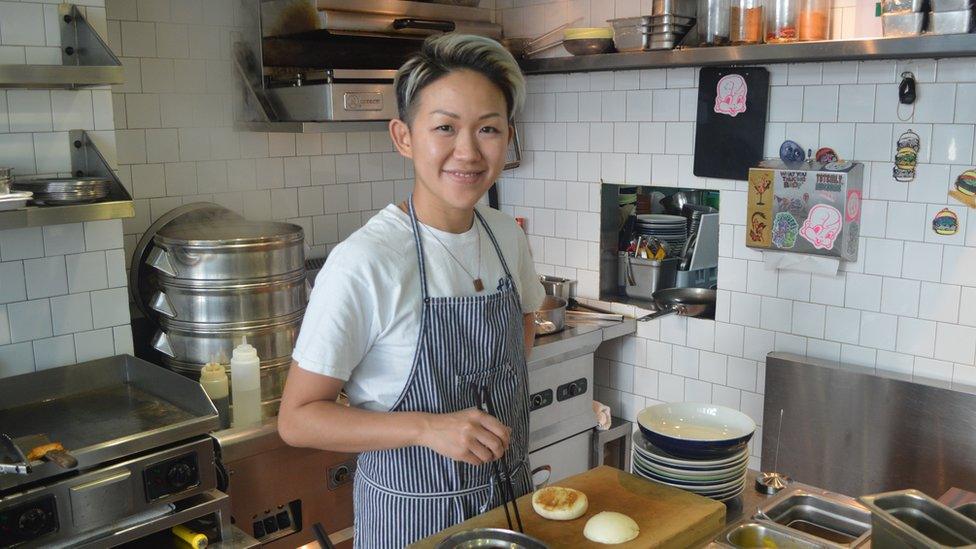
633, 403, 756, 502
634, 214, 688, 257
13, 176, 111, 205
609, 14, 696, 51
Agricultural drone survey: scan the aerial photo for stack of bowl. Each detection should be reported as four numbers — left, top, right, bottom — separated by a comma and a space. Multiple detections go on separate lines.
632, 403, 755, 502
134, 203, 308, 417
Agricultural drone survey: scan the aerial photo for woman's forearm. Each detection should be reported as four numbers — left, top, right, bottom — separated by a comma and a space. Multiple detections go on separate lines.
279, 400, 429, 453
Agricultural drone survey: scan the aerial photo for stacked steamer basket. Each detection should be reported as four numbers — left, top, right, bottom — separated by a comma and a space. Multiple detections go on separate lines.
632, 403, 756, 502
133, 204, 308, 418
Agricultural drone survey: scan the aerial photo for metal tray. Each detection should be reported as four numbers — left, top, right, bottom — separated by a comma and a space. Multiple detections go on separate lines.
759, 488, 871, 547
710, 521, 826, 548
860, 489, 976, 547
0, 354, 218, 492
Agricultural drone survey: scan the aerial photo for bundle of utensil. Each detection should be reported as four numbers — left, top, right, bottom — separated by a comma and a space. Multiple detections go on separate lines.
471, 383, 524, 534
627, 235, 667, 261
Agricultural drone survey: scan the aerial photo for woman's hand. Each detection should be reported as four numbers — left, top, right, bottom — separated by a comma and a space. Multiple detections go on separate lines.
419, 409, 511, 466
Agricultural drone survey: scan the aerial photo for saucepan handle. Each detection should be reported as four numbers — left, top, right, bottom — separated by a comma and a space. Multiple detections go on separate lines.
637, 304, 682, 322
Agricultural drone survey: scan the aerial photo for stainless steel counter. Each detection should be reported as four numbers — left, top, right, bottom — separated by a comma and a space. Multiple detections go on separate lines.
529, 316, 636, 370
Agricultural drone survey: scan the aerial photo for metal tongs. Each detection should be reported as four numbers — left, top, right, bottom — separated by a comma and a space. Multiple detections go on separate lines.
471, 384, 524, 534
0, 433, 30, 475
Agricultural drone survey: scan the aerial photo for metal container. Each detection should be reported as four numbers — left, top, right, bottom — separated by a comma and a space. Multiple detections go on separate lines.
860, 489, 976, 548
881, 11, 926, 35
699, 0, 732, 43
759, 488, 871, 547
151, 270, 308, 323
619, 254, 680, 300
931, 0, 972, 11
534, 295, 567, 336
0, 167, 10, 195
152, 310, 304, 364
539, 275, 576, 299
881, 0, 925, 12
436, 528, 548, 549
653, 0, 699, 17
715, 521, 825, 548
926, 9, 974, 33
563, 37, 615, 54
150, 218, 305, 281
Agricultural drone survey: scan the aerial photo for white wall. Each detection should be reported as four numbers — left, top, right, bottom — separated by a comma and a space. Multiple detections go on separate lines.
499, 58, 976, 468
103, 0, 416, 266
0, 1, 132, 378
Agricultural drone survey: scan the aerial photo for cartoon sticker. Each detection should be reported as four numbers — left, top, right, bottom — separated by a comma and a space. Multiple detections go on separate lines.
714, 74, 748, 117
752, 171, 773, 206
845, 190, 862, 222
892, 130, 920, 182
948, 169, 976, 208
772, 212, 799, 249
775, 196, 807, 217
932, 208, 959, 236
815, 147, 838, 164
800, 204, 842, 250
749, 211, 768, 243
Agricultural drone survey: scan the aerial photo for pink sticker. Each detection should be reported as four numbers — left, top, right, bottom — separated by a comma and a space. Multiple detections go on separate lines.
800, 204, 843, 250
714, 74, 748, 117
845, 190, 862, 222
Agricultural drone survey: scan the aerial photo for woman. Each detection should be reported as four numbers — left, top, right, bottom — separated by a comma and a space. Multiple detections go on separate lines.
279, 33, 545, 548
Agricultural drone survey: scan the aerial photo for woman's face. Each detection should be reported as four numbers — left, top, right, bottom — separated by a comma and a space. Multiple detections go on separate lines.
391, 69, 512, 213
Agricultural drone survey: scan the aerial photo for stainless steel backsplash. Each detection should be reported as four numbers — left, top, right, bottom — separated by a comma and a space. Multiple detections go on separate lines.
762, 352, 976, 498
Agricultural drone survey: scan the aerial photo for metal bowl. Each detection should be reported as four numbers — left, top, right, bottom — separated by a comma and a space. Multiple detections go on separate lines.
563, 37, 615, 55
436, 528, 548, 549
534, 295, 567, 336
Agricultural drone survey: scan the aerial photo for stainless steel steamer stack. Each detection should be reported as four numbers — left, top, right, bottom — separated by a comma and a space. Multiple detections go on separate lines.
131, 203, 308, 417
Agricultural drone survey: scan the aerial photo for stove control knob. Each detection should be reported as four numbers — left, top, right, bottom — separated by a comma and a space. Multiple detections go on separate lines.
568, 383, 582, 396
18, 508, 48, 535
167, 463, 195, 488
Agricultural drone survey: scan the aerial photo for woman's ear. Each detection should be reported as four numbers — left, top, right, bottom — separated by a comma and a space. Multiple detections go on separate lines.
389, 118, 413, 159
508, 123, 515, 145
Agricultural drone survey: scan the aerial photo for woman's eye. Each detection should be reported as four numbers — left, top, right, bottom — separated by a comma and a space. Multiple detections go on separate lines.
480, 126, 500, 134
435, 124, 453, 132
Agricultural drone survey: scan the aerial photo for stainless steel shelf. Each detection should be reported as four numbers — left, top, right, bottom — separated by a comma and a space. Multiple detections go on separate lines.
235, 120, 391, 133
520, 33, 976, 74
0, 130, 134, 230
0, 4, 123, 89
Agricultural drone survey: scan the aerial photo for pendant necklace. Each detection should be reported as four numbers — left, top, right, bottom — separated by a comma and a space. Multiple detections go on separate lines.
422, 221, 484, 292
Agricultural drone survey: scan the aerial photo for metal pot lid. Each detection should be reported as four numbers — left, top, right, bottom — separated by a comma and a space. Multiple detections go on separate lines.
129, 203, 242, 324
154, 218, 304, 248
158, 308, 305, 332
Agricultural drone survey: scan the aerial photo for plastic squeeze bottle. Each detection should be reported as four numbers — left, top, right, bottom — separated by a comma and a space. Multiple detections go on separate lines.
230, 337, 262, 428
199, 361, 230, 429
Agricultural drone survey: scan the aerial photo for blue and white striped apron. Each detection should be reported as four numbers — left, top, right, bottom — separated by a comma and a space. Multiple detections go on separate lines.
352, 197, 532, 548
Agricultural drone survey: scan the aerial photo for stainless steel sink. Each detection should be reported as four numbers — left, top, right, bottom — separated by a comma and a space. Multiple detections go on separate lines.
861, 489, 976, 548
760, 491, 871, 547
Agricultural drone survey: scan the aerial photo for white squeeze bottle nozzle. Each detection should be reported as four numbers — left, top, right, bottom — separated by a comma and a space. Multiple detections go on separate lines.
230, 336, 262, 428
200, 359, 230, 429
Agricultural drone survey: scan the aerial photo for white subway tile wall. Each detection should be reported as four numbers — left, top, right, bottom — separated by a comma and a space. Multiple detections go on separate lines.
0, 2, 132, 377
501, 59, 976, 469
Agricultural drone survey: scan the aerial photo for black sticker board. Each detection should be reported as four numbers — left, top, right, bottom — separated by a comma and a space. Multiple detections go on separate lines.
693, 67, 770, 181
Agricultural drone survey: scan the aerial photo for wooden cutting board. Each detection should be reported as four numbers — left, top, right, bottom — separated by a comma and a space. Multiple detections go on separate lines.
411, 465, 726, 548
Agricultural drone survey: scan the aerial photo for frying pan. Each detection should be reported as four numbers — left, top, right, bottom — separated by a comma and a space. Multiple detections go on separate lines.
637, 287, 716, 322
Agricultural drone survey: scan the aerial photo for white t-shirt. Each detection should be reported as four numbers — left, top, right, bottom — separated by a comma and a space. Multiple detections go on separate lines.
292, 203, 546, 412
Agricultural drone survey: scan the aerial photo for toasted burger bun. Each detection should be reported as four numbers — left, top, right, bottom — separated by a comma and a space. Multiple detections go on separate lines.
531, 486, 588, 521
583, 511, 640, 544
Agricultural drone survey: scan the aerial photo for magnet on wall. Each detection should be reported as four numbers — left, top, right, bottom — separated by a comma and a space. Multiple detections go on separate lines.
779, 140, 805, 164
932, 208, 959, 236
892, 130, 920, 182
815, 147, 838, 163
948, 169, 976, 208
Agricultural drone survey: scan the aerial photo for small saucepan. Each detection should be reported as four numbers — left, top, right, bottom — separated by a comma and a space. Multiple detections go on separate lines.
637, 287, 716, 322
534, 295, 567, 336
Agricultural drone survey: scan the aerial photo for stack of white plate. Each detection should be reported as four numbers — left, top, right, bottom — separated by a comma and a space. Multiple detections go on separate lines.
634, 214, 687, 257
632, 403, 756, 502
632, 435, 749, 502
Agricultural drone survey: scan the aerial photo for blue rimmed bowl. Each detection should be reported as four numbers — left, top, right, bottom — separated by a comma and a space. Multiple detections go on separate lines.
636, 403, 756, 459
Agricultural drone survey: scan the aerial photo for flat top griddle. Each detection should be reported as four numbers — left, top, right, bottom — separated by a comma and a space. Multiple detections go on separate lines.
0, 355, 218, 493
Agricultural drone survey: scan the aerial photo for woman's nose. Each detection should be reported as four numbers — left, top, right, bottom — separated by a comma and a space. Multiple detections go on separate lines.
453, 132, 482, 161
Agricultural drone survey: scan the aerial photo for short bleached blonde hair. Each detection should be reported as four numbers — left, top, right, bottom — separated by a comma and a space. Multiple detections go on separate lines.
394, 33, 525, 125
